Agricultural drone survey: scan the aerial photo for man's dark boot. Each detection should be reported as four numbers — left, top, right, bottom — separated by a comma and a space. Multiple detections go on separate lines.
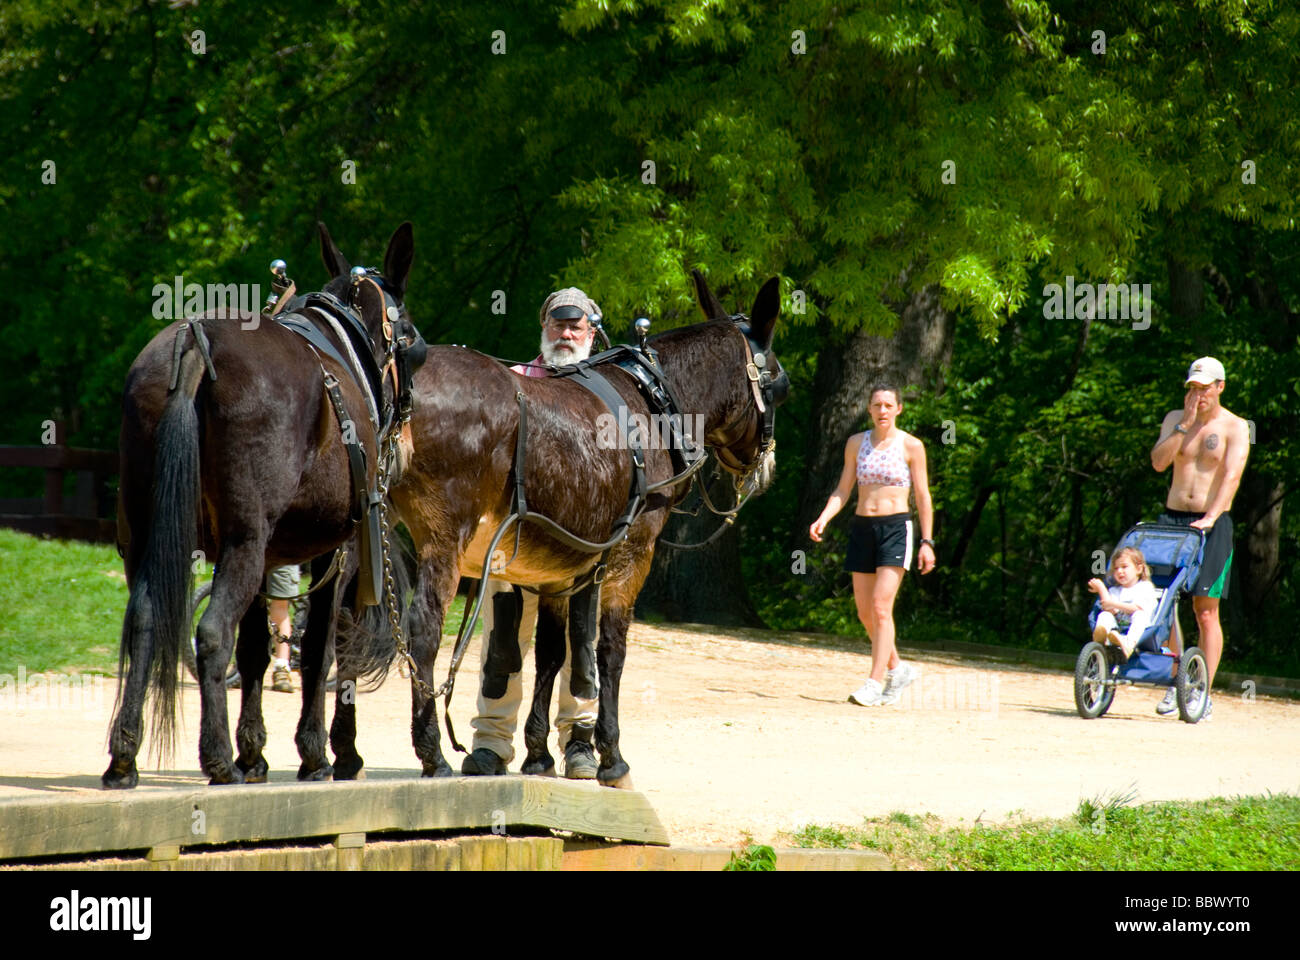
461, 747, 507, 776
562, 723, 598, 780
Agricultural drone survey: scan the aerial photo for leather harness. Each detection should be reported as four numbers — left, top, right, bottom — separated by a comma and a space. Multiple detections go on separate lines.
168, 272, 422, 607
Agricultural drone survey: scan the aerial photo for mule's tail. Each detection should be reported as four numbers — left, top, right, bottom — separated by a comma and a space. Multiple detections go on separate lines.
112, 347, 205, 764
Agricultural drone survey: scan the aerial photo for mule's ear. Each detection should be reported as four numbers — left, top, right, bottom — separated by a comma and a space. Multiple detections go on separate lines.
691, 268, 728, 321
318, 221, 351, 278
749, 276, 780, 348
383, 221, 414, 297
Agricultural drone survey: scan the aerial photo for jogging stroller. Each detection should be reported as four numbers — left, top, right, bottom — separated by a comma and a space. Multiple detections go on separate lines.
1074, 523, 1210, 723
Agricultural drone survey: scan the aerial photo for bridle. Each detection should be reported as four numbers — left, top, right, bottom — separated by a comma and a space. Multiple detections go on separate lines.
708, 315, 789, 489
344, 266, 425, 437
659, 315, 788, 551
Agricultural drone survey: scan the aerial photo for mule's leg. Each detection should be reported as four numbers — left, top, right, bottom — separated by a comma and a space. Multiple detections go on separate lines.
410, 555, 457, 777
594, 605, 633, 788
233, 599, 272, 782
329, 572, 365, 781
522, 594, 566, 776
196, 546, 264, 784
102, 581, 154, 789
297, 552, 341, 781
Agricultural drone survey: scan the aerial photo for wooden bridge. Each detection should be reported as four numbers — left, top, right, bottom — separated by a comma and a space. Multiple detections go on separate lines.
0, 777, 887, 871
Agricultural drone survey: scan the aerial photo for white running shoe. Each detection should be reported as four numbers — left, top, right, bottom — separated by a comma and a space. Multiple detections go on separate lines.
883, 662, 919, 700
848, 677, 888, 706
1201, 697, 1213, 722
1155, 687, 1178, 716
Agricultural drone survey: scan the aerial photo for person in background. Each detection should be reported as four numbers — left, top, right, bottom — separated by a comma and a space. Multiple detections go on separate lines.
1149, 356, 1249, 721
810, 384, 935, 707
462, 287, 603, 777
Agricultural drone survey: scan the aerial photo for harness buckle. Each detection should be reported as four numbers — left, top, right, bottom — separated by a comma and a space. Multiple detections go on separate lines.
746, 362, 761, 382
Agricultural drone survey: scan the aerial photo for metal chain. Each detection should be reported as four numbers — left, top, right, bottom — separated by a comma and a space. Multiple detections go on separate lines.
376, 428, 435, 703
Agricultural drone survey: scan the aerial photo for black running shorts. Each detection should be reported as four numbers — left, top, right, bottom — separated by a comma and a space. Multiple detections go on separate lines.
1159, 509, 1233, 599
844, 513, 913, 574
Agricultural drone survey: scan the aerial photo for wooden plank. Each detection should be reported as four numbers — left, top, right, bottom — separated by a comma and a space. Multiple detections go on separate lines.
0, 498, 42, 514
562, 841, 892, 871
0, 777, 667, 862
0, 445, 118, 472
10, 836, 564, 871
0, 515, 117, 542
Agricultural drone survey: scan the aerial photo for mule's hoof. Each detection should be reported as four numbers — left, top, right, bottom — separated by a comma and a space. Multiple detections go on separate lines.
332, 757, 364, 781
422, 760, 454, 778
237, 757, 269, 783
520, 753, 556, 777
597, 760, 632, 789
207, 766, 246, 786
101, 763, 138, 790
297, 763, 334, 782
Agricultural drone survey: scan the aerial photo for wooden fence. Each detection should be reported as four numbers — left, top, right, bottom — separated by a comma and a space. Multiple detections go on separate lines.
0, 442, 117, 542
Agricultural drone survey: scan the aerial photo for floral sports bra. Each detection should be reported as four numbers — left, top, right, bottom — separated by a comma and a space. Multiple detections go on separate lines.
857, 431, 911, 487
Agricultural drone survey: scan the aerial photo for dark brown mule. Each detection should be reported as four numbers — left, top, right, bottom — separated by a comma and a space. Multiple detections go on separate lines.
103, 223, 417, 789
319, 273, 784, 784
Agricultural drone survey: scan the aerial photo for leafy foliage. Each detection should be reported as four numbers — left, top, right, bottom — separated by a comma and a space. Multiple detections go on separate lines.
1, 1, 1296, 664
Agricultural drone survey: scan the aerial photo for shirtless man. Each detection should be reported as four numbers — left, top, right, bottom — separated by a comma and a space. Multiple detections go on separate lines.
1149, 357, 1249, 719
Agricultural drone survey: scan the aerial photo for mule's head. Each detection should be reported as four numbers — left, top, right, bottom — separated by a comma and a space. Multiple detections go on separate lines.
317, 221, 426, 373
691, 270, 789, 496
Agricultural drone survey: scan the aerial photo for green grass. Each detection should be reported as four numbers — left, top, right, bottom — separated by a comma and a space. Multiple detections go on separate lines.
789, 794, 1300, 870
0, 528, 476, 677
724, 842, 778, 871
0, 529, 128, 675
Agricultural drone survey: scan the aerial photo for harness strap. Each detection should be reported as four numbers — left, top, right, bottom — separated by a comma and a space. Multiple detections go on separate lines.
321, 372, 369, 524
305, 305, 381, 431
514, 391, 529, 518
169, 318, 218, 391
566, 368, 647, 539
277, 316, 357, 386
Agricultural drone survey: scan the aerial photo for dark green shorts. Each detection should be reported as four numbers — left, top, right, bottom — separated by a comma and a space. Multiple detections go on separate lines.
1159, 510, 1232, 599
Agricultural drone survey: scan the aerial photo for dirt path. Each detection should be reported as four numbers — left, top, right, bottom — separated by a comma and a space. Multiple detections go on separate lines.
2, 623, 1297, 847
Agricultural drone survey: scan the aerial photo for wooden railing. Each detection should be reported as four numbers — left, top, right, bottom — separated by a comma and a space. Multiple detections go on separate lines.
0, 444, 117, 542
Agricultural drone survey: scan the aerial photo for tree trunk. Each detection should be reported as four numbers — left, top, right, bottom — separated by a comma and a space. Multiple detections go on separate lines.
635, 503, 763, 627
789, 284, 955, 551
1237, 473, 1284, 613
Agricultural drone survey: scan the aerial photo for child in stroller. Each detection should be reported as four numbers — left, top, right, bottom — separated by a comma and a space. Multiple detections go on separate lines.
1087, 546, 1158, 659
1075, 523, 1210, 723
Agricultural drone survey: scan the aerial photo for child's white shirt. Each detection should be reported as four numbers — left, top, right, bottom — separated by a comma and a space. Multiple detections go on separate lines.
1110, 580, 1157, 623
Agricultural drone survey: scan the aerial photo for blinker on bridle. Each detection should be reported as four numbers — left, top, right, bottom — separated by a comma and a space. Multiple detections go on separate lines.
710, 313, 786, 482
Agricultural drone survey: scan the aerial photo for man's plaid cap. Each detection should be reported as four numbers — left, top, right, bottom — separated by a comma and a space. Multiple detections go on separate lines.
539, 287, 600, 324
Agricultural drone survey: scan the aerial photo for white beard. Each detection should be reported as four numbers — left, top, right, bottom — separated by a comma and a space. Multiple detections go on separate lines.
540, 336, 592, 365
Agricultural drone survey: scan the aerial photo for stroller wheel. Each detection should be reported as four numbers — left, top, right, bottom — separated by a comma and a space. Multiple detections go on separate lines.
1176, 647, 1209, 723
1074, 641, 1116, 719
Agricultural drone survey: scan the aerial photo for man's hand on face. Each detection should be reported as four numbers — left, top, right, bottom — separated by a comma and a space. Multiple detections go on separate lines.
1180, 387, 1200, 428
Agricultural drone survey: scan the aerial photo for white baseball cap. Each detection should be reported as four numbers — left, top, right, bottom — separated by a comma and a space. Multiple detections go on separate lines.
1185, 356, 1225, 386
